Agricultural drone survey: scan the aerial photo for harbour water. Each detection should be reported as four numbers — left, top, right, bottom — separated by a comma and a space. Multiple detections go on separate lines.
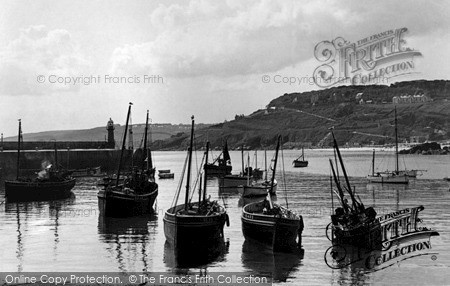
0, 149, 449, 285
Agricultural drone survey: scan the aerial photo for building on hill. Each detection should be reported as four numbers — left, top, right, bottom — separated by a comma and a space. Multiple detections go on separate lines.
392, 94, 432, 104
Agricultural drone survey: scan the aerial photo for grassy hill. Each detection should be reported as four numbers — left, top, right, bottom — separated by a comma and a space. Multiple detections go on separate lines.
151, 80, 450, 150
4, 123, 211, 149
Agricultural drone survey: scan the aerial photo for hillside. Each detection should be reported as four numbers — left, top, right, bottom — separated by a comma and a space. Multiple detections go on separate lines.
4, 123, 211, 148
151, 80, 450, 150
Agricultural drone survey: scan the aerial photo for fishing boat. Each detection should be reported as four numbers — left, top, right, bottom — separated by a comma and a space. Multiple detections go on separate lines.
158, 169, 174, 179
4, 120, 76, 201
328, 130, 381, 249
164, 116, 229, 251
204, 141, 232, 176
219, 148, 253, 191
238, 149, 277, 197
367, 107, 409, 184
246, 150, 263, 179
70, 166, 105, 178
238, 180, 277, 197
292, 147, 308, 168
98, 105, 158, 217
241, 135, 303, 253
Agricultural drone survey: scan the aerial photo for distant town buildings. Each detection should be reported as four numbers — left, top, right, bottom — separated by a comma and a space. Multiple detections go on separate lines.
392, 94, 432, 104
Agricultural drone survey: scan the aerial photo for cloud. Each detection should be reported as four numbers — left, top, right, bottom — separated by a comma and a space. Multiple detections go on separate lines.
110, 0, 450, 80
0, 25, 90, 96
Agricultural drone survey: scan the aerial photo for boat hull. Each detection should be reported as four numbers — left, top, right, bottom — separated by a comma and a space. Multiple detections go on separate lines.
241, 201, 303, 253
5, 178, 76, 201
163, 204, 227, 250
238, 181, 277, 197
219, 175, 250, 189
158, 173, 174, 179
367, 174, 409, 184
97, 186, 158, 217
331, 222, 382, 249
205, 164, 232, 176
293, 160, 308, 168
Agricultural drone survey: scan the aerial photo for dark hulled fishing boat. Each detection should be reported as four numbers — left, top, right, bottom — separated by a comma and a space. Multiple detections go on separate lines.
5, 120, 75, 201
328, 130, 381, 249
164, 116, 229, 251
205, 141, 232, 176
220, 148, 250, 190
292, 147, 308, 168
98, 105, 158, 217
241, 135, 303, 253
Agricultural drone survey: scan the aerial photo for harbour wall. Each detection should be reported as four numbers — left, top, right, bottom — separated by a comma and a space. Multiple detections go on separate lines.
0, 149, 142, 180
1, 141, 114, 150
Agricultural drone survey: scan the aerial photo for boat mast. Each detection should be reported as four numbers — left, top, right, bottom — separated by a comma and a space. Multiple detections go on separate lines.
66, 147, 70, 170
269, 135, 281, 199
116, 102, 132, 187
141, 110, 149, 173
184, 115, 195, 211
394, 107, 399, 173
331, 131, 358, 210
241, 146, 244, 175
302, 147, 304, 160
54, 141, 58, 169
16, 119, 21, 180
372, 149, 375, 176
264, 150, 267, 181
198, 174, 202, 206
203, 141, 209, 202
255, 150, 257, 170
247, 153, 250, 185
329, 159, 348, 213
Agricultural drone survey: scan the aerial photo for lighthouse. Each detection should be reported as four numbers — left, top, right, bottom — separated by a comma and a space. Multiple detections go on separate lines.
106, 118, 115, 148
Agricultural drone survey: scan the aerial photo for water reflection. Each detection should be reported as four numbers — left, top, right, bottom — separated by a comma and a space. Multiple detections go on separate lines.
163, 238, 229, 270
97, 214, 157, 272
4, 195, 76, 272
241, 240, 303, 282
328, 244, 373, 285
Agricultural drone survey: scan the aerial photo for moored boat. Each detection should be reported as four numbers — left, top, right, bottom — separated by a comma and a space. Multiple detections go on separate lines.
5, 120, 75, 202
238, 149, 277, 197
238, 179, 277, 197
292, 147, 308, 168
241, 135, 303, 253
242, 200, 303, 253
158, 170, 174, 179
220, 148, 253, 191
164, 116, 229, 251
98, 105, 158, 217
205, 141, 232, 176
328, 130, 381, 249
367, 107, 409, 185
70, 166, 105, 178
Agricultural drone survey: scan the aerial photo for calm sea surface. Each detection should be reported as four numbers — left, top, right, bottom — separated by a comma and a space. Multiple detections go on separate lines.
0, 149, 449, 285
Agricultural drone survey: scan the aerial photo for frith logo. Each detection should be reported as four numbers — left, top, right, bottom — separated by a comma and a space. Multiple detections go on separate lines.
324, 206, 439, 271
313, 28, 422, 88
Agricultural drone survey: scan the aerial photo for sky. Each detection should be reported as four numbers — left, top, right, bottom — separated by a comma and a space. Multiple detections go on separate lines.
0, 0, 449, 136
